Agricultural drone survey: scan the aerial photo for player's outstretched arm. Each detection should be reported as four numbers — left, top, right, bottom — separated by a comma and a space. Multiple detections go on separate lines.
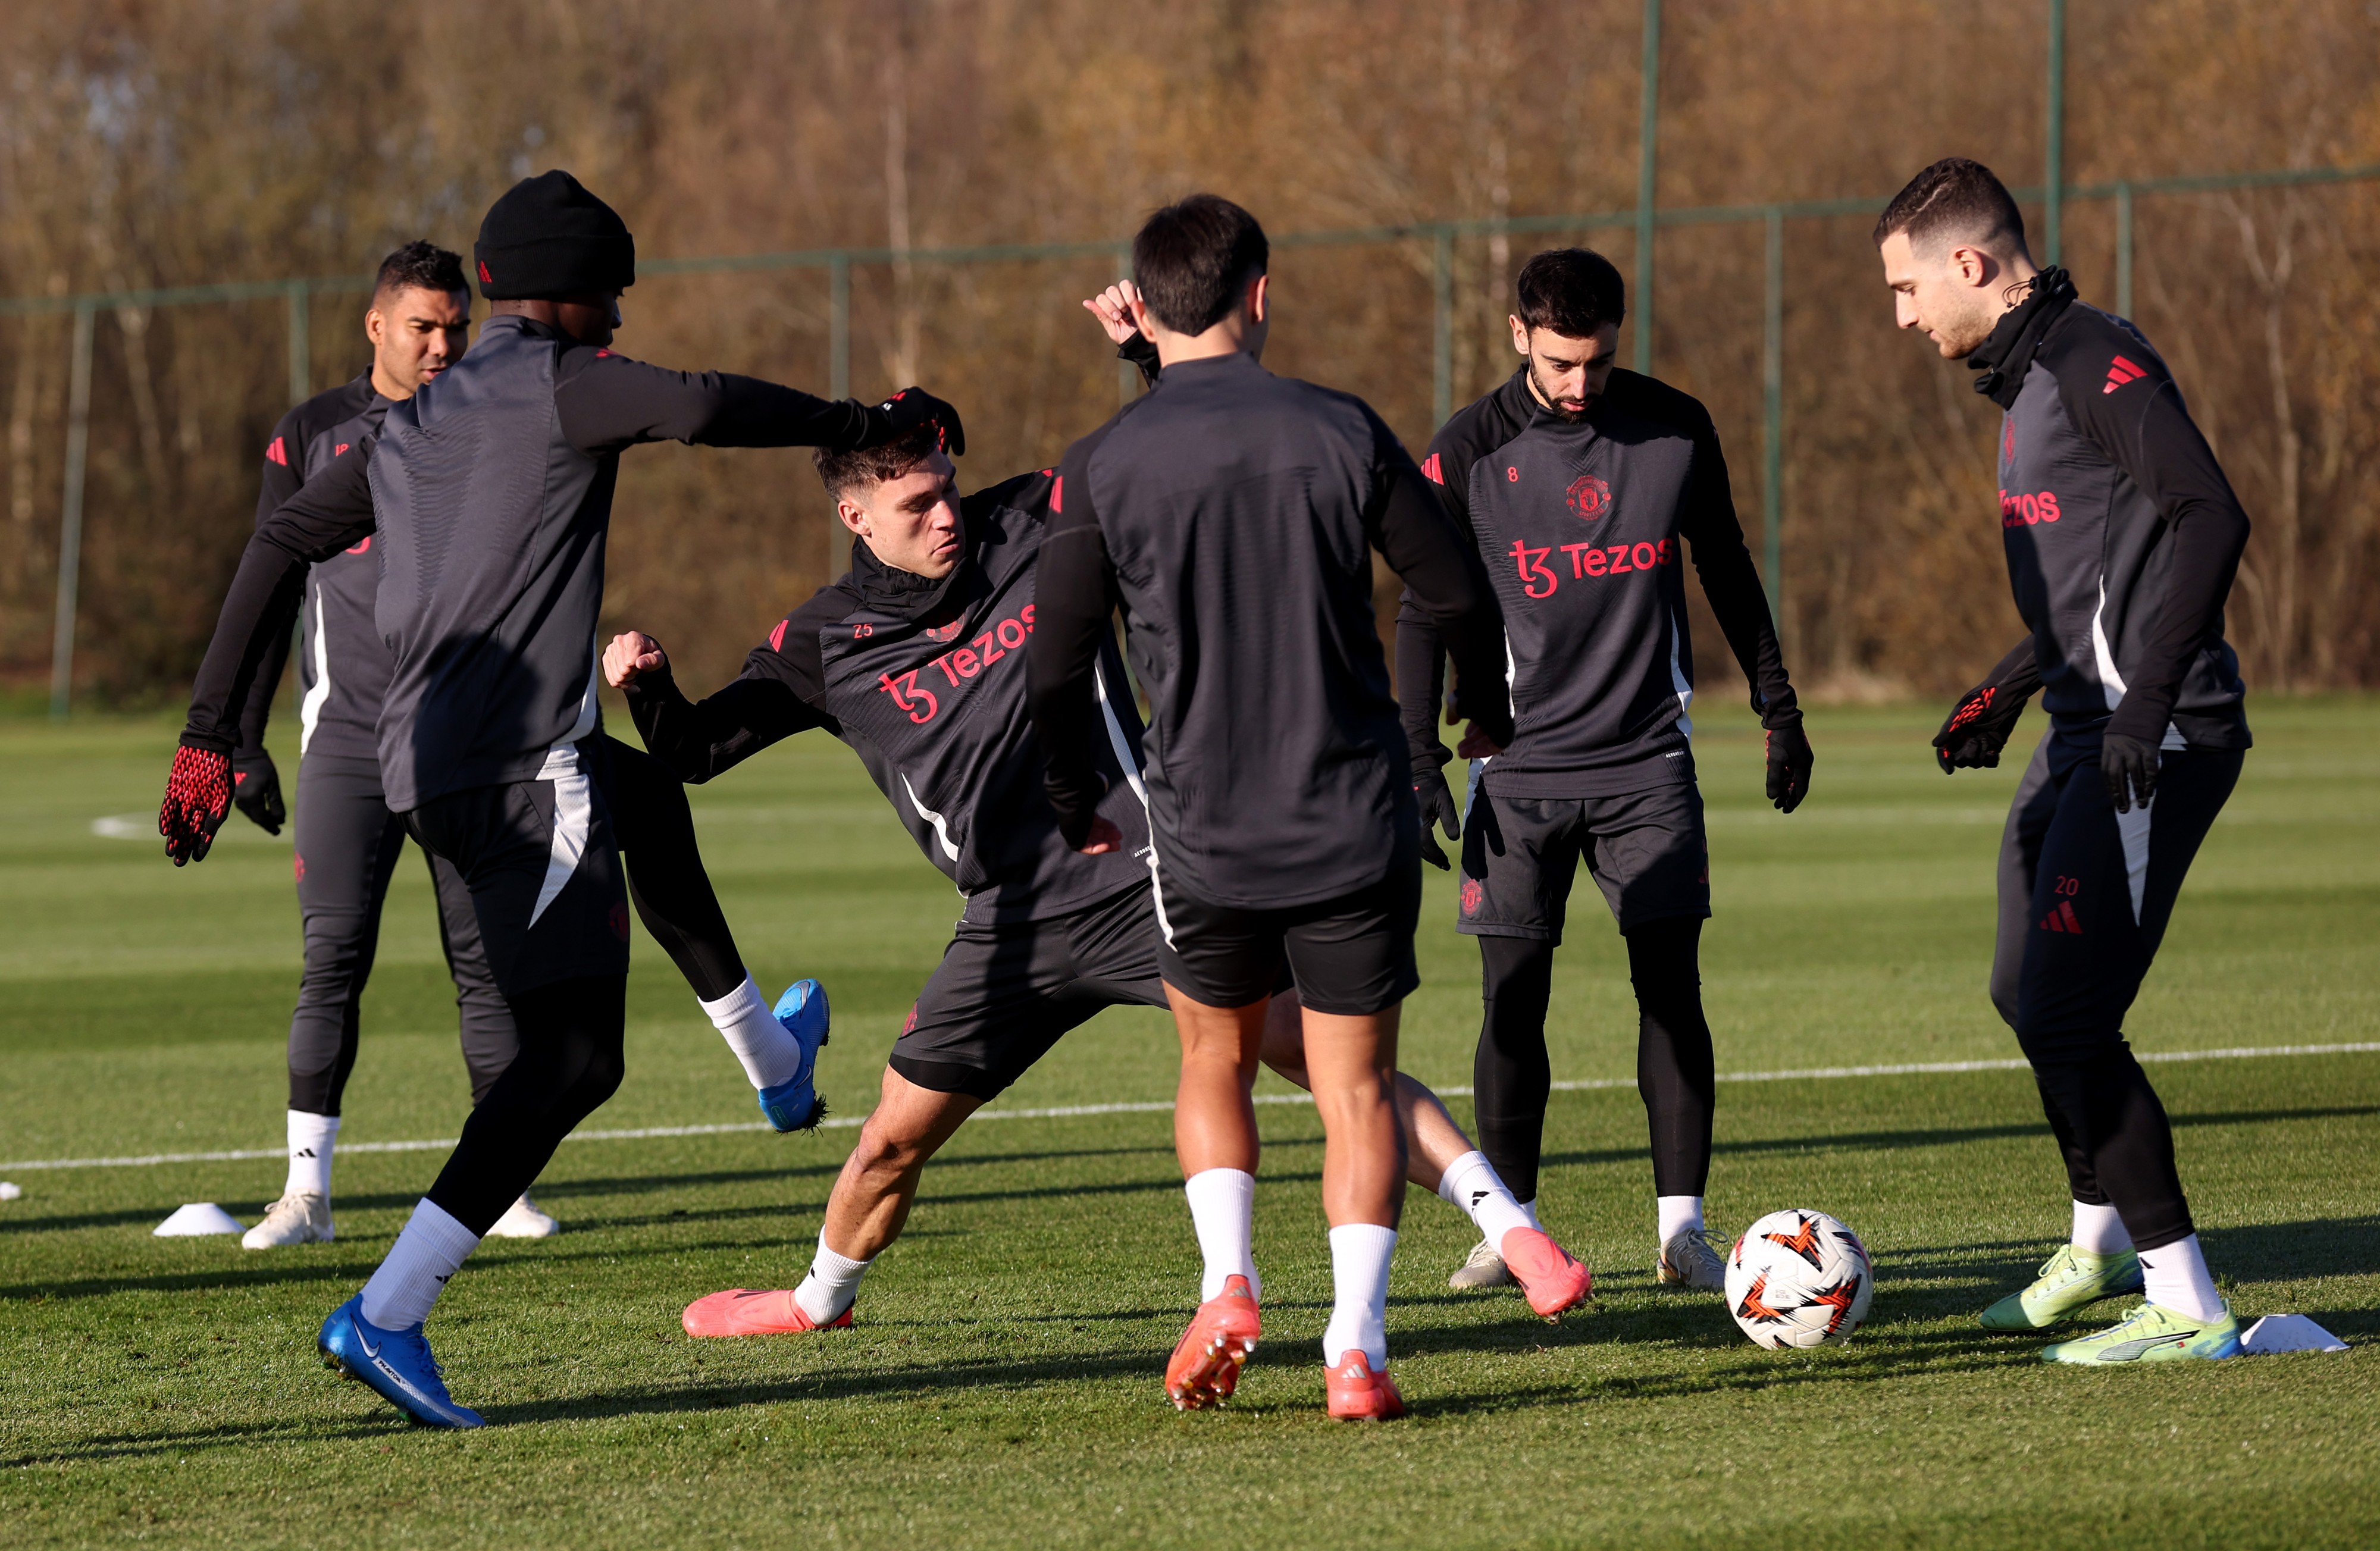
550, 347, 964, 458
610, 618, 837, 785
163, 449, 378, 865
1933, 636, 2042, 773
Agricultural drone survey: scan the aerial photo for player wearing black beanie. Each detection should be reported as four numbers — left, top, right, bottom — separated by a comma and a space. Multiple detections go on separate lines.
472, 169, 638, 300
161, 170, 966, 1429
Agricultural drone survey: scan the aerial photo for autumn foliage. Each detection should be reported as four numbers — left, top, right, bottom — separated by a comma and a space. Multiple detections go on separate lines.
2, 1, 2375, 703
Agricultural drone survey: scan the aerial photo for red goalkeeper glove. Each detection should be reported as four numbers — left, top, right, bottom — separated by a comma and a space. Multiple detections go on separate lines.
160, 742, 233, 866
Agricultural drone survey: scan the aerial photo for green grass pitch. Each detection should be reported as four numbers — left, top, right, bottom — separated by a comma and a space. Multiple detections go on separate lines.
2, 697, 2376, 1548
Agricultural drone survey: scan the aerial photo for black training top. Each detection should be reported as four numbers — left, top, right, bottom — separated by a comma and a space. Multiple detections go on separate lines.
1401, 365, 1797, 797
626, 470, 1153, 925
1966, 272, 2251, 750
181, 317, 881, 811
1028, 350, 1512, 911
235, 373, 390, 767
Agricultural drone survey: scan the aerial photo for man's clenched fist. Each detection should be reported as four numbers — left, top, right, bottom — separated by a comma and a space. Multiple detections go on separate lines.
603, 631, 668, 690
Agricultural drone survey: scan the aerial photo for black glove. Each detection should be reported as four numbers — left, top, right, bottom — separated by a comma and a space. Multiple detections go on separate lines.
1415, 762, 1461, 870
2101, 731, 2160, 813
232, 750, 284, 836
859, 387, 966, 457
159, 741, 234, 866
1764, 716, 1813, 814
1933, 682, 2031, 772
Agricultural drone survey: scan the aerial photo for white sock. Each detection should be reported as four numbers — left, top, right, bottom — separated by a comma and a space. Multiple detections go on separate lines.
1518, 1196, 1543, 1231
1320, 1223, 1397, 1368
2071, 1199, 2132, 1255
1183, 1167, 1260, 1302
1435, 1151, 1535, 1250
1656, 1195, 1705, 1244
700, 976, 805, 1089
358, 1199, 481, 1330
794, 1231, 873, 1324
284, 1110, 339, 1199
2137, 1233, 2225, 1321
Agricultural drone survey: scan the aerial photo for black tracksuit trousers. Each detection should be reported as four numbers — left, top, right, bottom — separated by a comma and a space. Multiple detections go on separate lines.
287, 754, 516, 1115
1992, 729, 2241, 1252
417, 732, 750, 1234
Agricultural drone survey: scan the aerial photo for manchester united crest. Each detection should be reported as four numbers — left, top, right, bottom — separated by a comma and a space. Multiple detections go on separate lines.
1566, 474, 1611, 521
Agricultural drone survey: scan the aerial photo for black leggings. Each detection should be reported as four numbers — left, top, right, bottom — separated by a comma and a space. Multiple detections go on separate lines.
1474, 916, 1715, 1205
425, 973, 628, 1236
599, 734, 746, 1003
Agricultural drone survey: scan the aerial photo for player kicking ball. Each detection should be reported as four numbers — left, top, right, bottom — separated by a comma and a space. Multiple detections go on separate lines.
614, 307, 1585, 1391
1032, 199, 1532, 1419
1401, 249, 1811, 1296
1878, 159, 2251, 1362
159, 170, 956, 1427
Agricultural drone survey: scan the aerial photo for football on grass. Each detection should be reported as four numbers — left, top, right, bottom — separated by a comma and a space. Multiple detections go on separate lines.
1724, 1208, 1874, 1349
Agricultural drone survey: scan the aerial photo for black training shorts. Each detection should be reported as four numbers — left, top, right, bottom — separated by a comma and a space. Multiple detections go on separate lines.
1156, 853, 1420, 1017
889, 883, 1170, 1099
1458, 779, 1709, 942
402, 740, 632, 997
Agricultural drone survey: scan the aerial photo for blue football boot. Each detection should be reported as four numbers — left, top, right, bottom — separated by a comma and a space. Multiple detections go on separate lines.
318, 1293, 485, 1429
757, 979, 831, 1132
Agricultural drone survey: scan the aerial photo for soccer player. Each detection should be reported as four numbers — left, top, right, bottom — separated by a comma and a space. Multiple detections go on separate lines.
611, 308, 1583, 1359
1030, 197, 1533, 1420
158, 170, 960, 1427
230, 241, 563, 1248
1398, 249, 1812, 1296
1878, 158, 2251, 1363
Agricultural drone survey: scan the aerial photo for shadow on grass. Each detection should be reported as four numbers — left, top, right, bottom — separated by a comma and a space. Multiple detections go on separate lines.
1, 1414, 409, 1470
0, 1228, 823, 1304
1542, 1105, 2380, 1173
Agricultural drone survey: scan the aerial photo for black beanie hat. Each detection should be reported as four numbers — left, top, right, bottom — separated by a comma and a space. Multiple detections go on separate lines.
474, 170, 635, 301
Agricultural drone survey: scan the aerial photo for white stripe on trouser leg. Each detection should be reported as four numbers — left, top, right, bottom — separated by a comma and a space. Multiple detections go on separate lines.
530, 744, 592, 927
2117, 788, 2153, 923
298, 590, 331, 757
1094, 662, 1175, 949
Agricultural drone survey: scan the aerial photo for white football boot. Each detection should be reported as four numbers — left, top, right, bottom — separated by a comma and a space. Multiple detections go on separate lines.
1655, 1226, 1728, 1292
242, 1191, 333, 1249
487, 1193, 560, 1239
1448, 1239, 1517, 1289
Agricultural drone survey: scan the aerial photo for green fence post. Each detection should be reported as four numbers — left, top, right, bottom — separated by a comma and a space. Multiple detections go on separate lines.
2115, 181, 2134, 317
1762, 206, 1784, 631
829, 255, 851, 402
1634, 0, 1661, 377
1432, 227, 1454, 428
1116, 245, 1139, 406
2045, 0, 2066, 266
49, 302, 96, 721
286, 281, 310, 406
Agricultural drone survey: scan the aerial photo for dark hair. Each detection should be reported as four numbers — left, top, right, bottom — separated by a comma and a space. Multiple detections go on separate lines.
813, 421, 944, 503
1514, 248, 1627, 337
1132, 194, 1269, 336
1873, 158, 2028, 256
373, 240, 468, 303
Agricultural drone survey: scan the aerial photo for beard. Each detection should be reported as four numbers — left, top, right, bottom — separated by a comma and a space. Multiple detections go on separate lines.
1528, 358, 1595, 422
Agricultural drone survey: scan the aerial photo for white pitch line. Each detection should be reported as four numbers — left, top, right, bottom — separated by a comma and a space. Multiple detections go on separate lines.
4, 1042, 2375, 1176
